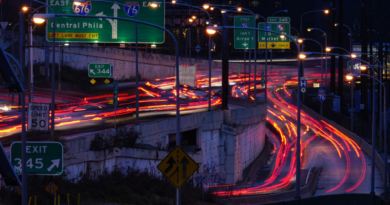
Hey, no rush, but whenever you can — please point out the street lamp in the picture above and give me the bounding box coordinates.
[346,72,388,194]
[31,0,57,141]
[307,27,328,91]
[300,9,329,36]
[22,6,29,11]
[206,28,217,35]
[189,18,193,22]
[237,7,242,12]
[334,23,352,52]
[191,15,196,19]
[203,4,209,9]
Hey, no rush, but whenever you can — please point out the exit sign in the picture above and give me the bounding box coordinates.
[10,142,63,175]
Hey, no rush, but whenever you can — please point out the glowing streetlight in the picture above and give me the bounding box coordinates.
[346,74,354,81]
[298,39,303,43]
[221,9,226,14]
[192,15,196,19]
[22,6,29,11]
[206,28,217,35]
[203,4,209,9]
[189,18,193,22]
[280,35,285,39]
[210,7,214,10]
[73,1,81,5]
[151,2,158,7]
[307,28,312,32]
[172,0,176,3]
[351,53,357,58]
[325,47,331,52]
[361,65,367,71]
[324,9,329,14]
[237,7,242,12]
[32,13,55,24]
[299,54,306,59]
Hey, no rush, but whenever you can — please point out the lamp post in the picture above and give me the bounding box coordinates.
[304,51,378,195]
[307,28,327,89]
[335,23,352,52]
[208,25,303,199]
[31,0,56,138]
[300,9,329,36]
[299,38,324,115]
[346,72,388,194]
[5,52,27,204]
[326,47,355,131]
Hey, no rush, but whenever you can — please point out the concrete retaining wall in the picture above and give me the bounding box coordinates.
[64,103,267,184]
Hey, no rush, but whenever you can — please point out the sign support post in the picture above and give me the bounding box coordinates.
[113,81,118,129]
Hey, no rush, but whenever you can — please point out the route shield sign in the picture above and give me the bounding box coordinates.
[318,89,326,101]
[27,103,50,131]
[46,0,165,43]
[258,22,290,49]
[10,142,63,175]
[234,16,255,49]
[88,63,113,78]
[157,146,199,188]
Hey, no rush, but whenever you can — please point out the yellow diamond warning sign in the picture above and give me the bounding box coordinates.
[90,78,96,85]
[157,146,199,188]
[104,79,110,84]
[45,182,58,195]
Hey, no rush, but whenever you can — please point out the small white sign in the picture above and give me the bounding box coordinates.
[28,103,50,131]
[301,88,306,93]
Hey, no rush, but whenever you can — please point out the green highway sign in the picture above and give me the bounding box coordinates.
[347,61,351,71]
[10,142,63,175]
[88,63,113,78]
[234,16,255,49]
[46,0,165,43]
[267,17,291,23]
[258,22,290,49]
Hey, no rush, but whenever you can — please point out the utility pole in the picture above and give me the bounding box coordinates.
[338,0,344,112]
[361,0,368,117]
[330,0,336,94]
[221,12,229,110]
[19,10,27,205]
[28,15,34,103]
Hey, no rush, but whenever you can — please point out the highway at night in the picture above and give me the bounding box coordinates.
[0,66,383,196]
